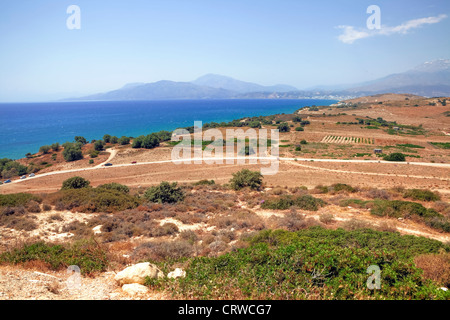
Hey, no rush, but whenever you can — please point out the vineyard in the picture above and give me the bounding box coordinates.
[321,135,374,144]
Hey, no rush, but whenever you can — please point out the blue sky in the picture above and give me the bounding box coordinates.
[0,0,449,101]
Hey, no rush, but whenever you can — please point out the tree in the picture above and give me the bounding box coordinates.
[249,121,261,129]
[103,134,111,143]
[61,176,90,190]
[277,122,290,132]
[155,130,172,142]
[39,145,51,154]
[74,136,87,145]
[132,134,159,149]
[229,169,263,191]
[118,136,130,145]
[51,143,60,151]
[63,143,83,162]
[94,140,104,151]
[25,153,33,159]
[383,153,406,162]
[110,136,119,144]
[144,181,185,204]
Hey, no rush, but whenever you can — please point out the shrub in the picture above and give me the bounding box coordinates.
[277,122,290,132]
[61,176,91,190]
[51,143,60,151]
[295,126,304,132]
[383,153,406,161]
[144,181,185,204]
[103,134,111,143]
[261,195,326,211]
[74,136,87,145]
[331,183,356,193]
[54,188,141,213]
[300,139,307,144]
[0,193,41,207]
[39,145,51,154]
[403,189,440,202]
[415,253,450,287]
[192,179,215,186]
[319,213,335,224]
[110,136,119,144]
[118,136,130,145]
[62,143,83,162]
[97,182,130,194]
[0,240,108,274]
[229,169,263,191]
[89,159,94,164]
[134,240,193,261]
[94,140,104,151]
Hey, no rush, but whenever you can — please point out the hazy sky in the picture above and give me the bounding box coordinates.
[0,0,449,101]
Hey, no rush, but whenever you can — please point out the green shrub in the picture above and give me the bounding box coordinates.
[55,188,141,213]
[94,140,104,151]
[261,195,326,211]
[61,176,91,190]
[63,143,83,162]
[39,145,51,154]
[51,143,60,151]
[277,122,290,132]
[148,228,450,300]
[0,193,41,207]
[229,169,263,191]
[192,180,215,186]
[97,182,130,194]
[118,136,130,145]
[295,126,304,131]
[403,189,441,202]
[144,181,185,204]
[383,153,406,161]
[0,240,108,274]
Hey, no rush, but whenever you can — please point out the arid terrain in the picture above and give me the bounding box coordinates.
[0,94,449,300]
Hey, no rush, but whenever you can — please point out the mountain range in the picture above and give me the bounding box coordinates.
[66,59,450,101]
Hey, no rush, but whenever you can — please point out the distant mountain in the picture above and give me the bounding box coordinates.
[191,74,297,93]
[65,60,450,101]
[69,80,236,101]
[346,59,450,97]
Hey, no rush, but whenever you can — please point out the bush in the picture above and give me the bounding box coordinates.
[295,126,304,132]
[97,182,130,194]
[151,228,450,300]
[61,176,91,190]
[0,240,108,274]
[74,136,87,145]
[110,136,119,144]
[261,195,326,211]
[383,153,405,161]
[277,122,290,132]
[118,136,130,145]
[192,179,215,186]
[39,145,51,154]
[54,188,141,213]
[103,134,111,143]
[0,193,41,207]
[63,143,83,162]
[132,134,160,149]
[144,181,185,204]
[51,143,60,151]
[403,189,440,202]
[94,140,104,151]
[229,169,263,191]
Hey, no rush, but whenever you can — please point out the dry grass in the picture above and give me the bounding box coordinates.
[414,253,450,287]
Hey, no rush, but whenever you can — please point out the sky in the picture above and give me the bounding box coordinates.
[0,0,449,102]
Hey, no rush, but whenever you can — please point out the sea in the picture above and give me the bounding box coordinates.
[0,99,337,160]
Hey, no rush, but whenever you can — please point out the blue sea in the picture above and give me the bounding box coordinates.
[0,99,337,159]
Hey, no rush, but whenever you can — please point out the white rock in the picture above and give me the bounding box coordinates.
[439,287,448,291]
[92,225,102,235]
[168,268,186,279]
[122,283,149,296]
[114,262,164,285]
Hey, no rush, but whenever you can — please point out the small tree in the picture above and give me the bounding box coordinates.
[110,136,119,144]
[94,140,104,151]
[103,134,111,143]
[39,145,51,155]
[63,143,83,162]
[61,176,90,190]
[74,136,87,145]
[229,169,263,190]
[51,143,60,151]
[118,136,130,145]
[144,181,185,203]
